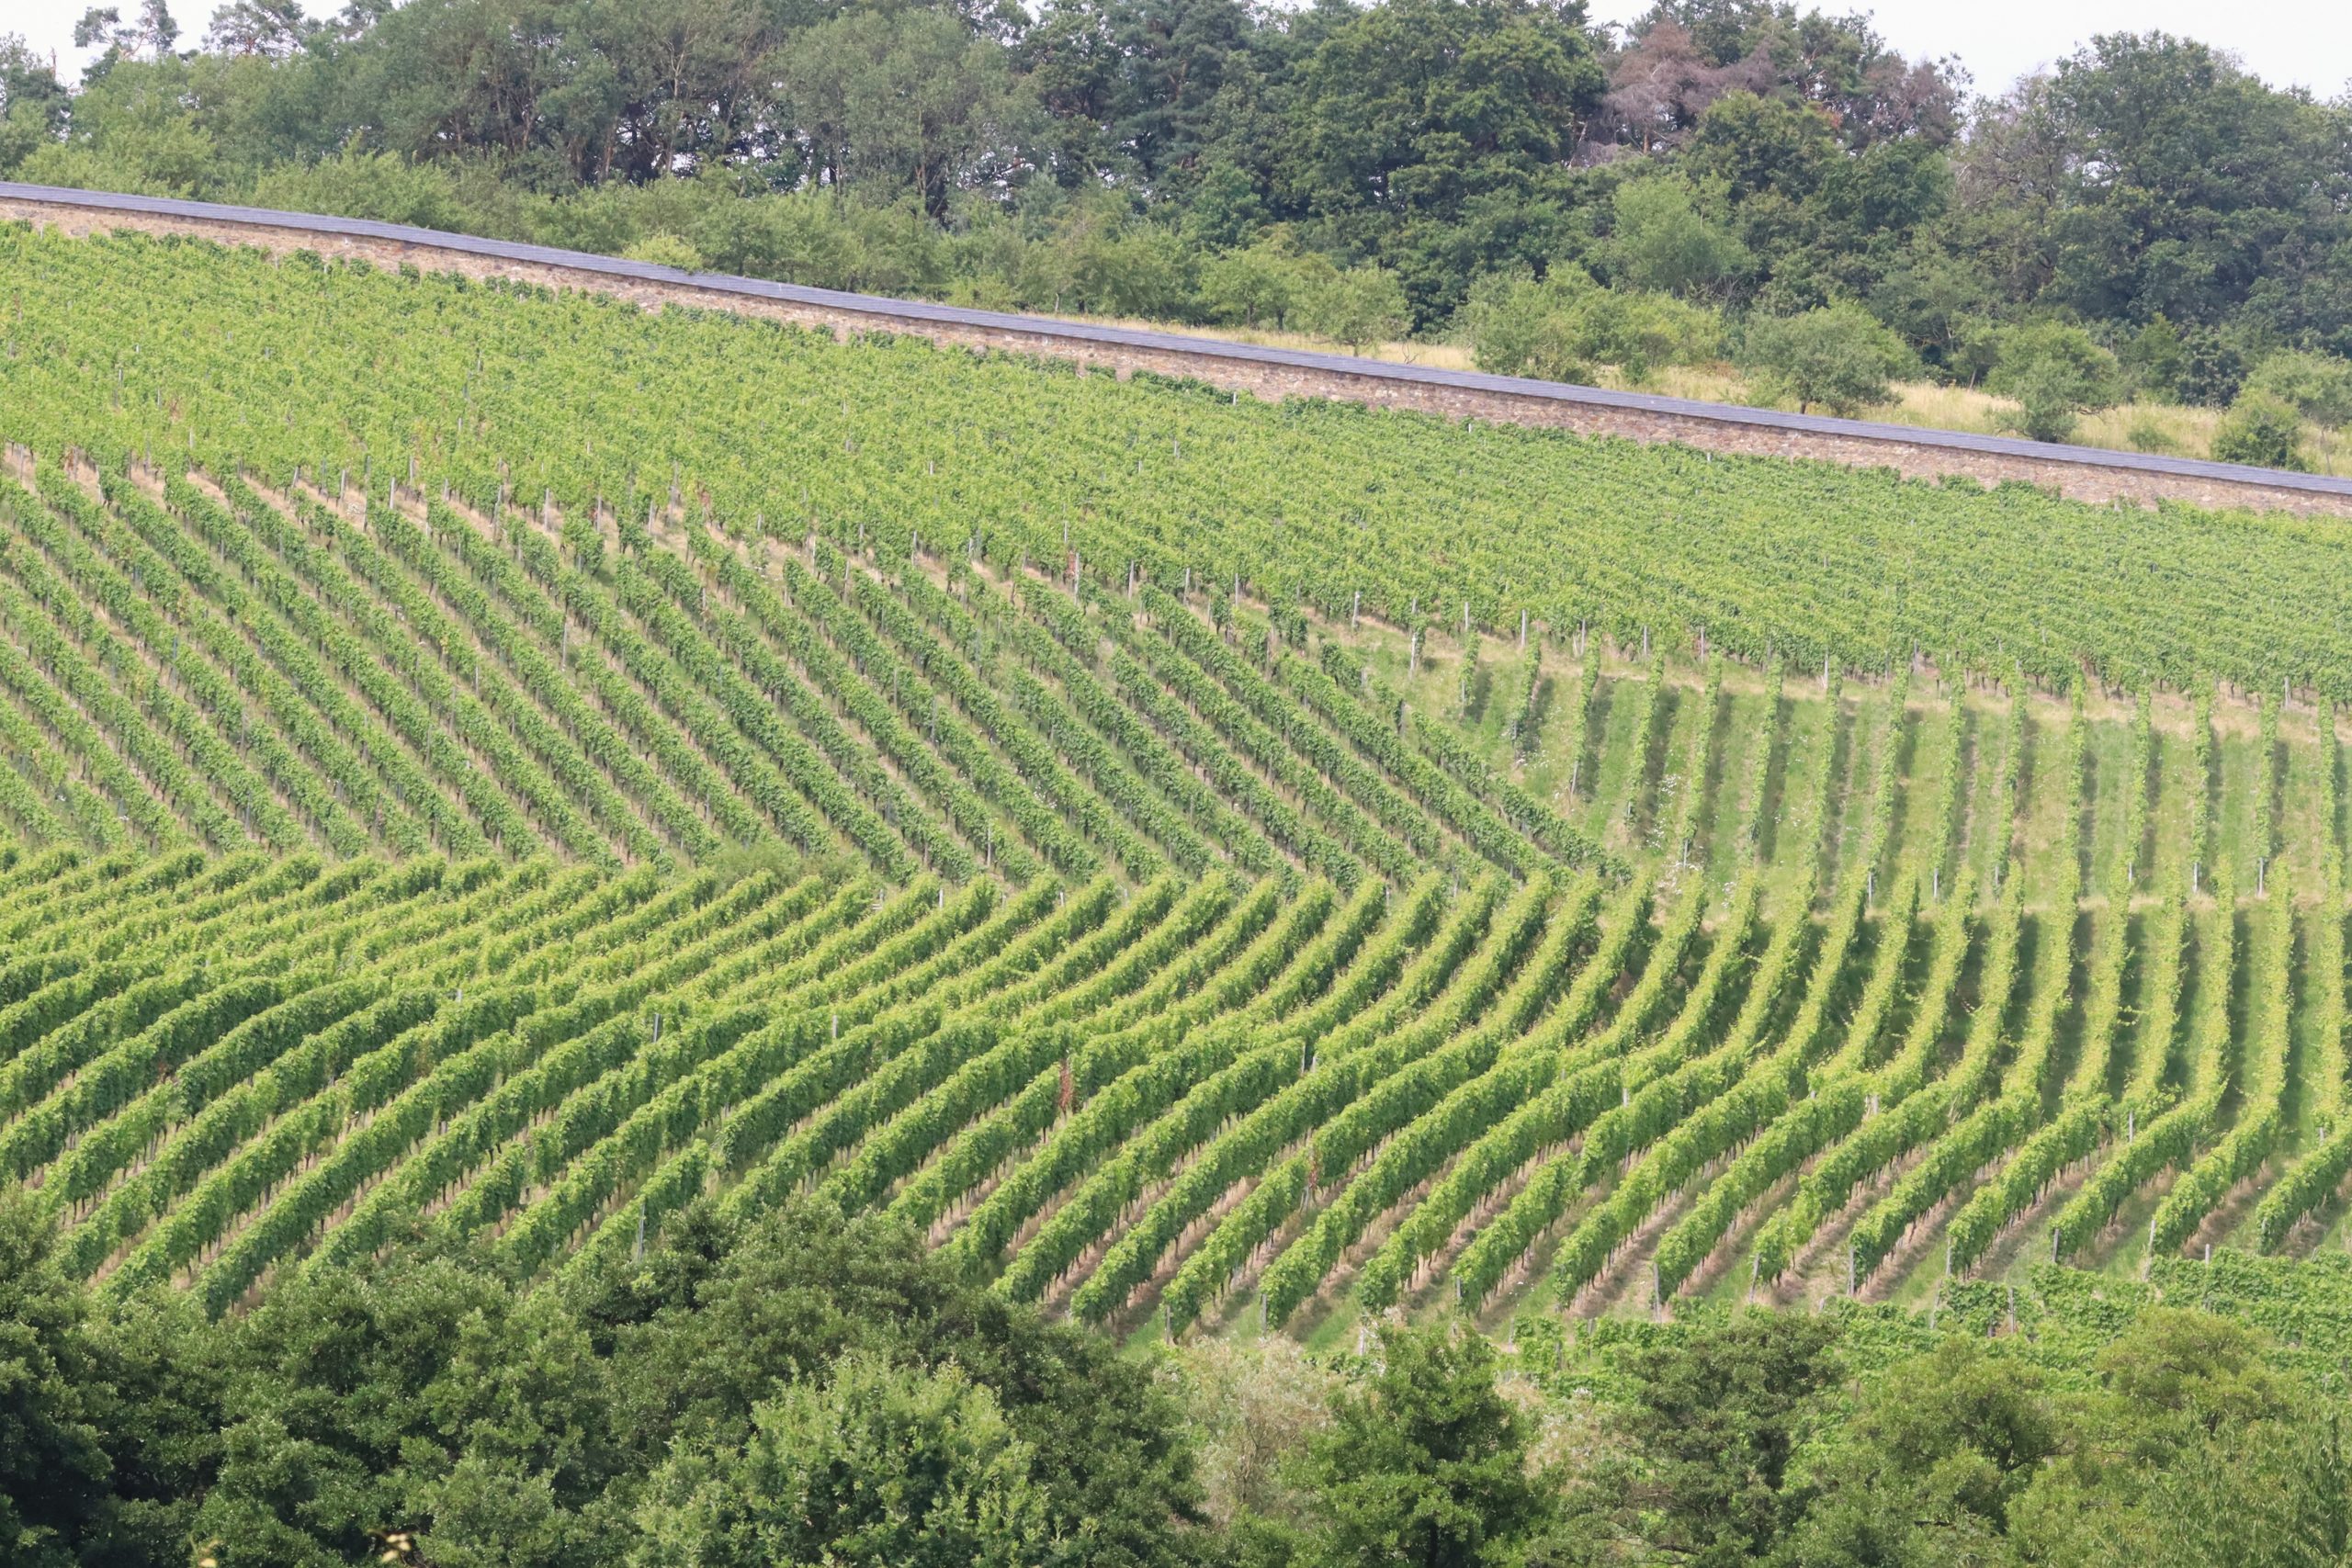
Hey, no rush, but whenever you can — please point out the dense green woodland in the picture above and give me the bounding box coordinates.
[4,1,2352,449]
[18,1192,2352,1566]
[5,209,2352,1562]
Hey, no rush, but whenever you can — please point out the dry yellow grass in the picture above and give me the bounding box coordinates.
[1642,367,2348,474]
[1067,312,1482,371]
[1059,312,2349,476]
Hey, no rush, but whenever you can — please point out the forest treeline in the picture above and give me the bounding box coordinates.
[12,1190,2352,1568]
[3,0,2351,453]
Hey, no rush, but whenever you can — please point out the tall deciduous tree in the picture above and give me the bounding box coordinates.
[0,1195,116,1568]
[1617,1309,1840,1566]
[630,1354,1051,1568]
[1300,1320,1547,1568]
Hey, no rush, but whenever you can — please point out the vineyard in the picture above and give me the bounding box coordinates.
[3,218,2351,1335]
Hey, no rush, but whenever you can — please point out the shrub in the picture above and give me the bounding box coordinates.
[1198,233,1306,330]
[1988,321,2121,445]
[1464,270,1722,385]
[620,232,706,271]
[2124,413,2181,454]
[1294,263,1411,352]
[631,1354,1051,1568]
[2241,350,2352,431]
[2211,392,2311,471]
[1737,303,1914,416]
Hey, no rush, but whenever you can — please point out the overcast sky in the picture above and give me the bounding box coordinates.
[1589,0,2350,97]
[6,0,2348,103]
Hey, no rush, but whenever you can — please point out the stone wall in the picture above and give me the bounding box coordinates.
[8,190,2350,520]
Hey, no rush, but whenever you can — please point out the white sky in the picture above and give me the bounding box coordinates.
[5,0,2348,102]
[1588,0,2349,99]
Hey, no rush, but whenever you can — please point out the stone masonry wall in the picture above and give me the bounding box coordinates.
[7,192,2350,520]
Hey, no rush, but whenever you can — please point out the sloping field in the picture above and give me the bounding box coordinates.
[2,219,2348,1332]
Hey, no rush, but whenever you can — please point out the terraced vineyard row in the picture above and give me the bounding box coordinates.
[6,223,2352,700]
[0,453,1625,884]
[4,218,2352,1329]
[5,619,2346,1324]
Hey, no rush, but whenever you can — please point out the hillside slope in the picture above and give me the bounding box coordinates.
[3,220,2350,1330]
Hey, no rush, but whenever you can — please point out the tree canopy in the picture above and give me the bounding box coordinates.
[1,2,2344,402]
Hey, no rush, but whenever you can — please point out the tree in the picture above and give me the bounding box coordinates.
[1617,1309,1840,1566]
[0,35,69,174]
[14,49,221,197]
[1199,231,1309,329]
[1601,3,1962,153]
[2006,1309,2329,1567]
[1738,301,1911,413]
[1684,89,1837,207]
[630,1354,1051,1568]
[1464,267,1721,384]
[1973,32,2352,341]
[2118,1417,2352,1568]
[1870,244,1997,382]
[1606,175,1749,300]
[2120,315,2190,401]
[585,1201,1210,1568]
[777,6,1038,219]
[1290,0,1608,323]
[0,1196,117,1568]
[1790,1335,2061,1565]
[1299,1320,1547,1568]
[1021,0,1261,190]
[2086,1306,2292,1436]
[1464,269,1595,382]
[74,3,179,61]
[1295,263,1411,353]
[1178,1339,1337,1533]
[203,0,316,58]
[1989,319,2120,443]
[1045,197,1190,318]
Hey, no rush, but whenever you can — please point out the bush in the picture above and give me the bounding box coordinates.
[1464,269,1722,385]
[1988,321,2121,444]
[1198,234,1306,330]
[2211,392,2311,471]
[1294,263,1410,352]
[619,232,706,271]
[2171,322,2253,407]
[2124,413,2181,454]
[631,1354,1051,1568]
[1737,303,1914,415]
[2241,350,2352,431]
[250,144,469,232]
[2121,315,2189,401]
[1997,358,2090,442]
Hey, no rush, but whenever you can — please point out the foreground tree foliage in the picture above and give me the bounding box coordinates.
[630,1353,1054,1568]
[0,1190,1211,1568]
[1293,1324,1548,1568]
[1516,1309,2352,1568]
[16,1179,2352,1567]
[0,1200,118,1568]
